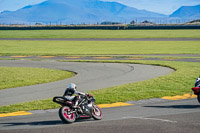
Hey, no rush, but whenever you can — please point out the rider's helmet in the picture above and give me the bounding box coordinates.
[65,83,77,96]
[195,76,200,87]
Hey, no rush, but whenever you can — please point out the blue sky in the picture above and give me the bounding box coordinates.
[0,0,45,12]
[0,0,200,15]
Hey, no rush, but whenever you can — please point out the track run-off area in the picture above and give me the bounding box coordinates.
[0,37,200,133]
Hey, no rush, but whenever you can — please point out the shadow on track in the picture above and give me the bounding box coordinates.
[2,120,62,127]
[2,118,95,127]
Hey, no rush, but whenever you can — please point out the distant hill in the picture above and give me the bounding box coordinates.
[170,5,200,19]
[0,0,166,24]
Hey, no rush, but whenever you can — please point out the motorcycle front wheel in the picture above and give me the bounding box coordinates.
[92,105,103,120]
[59,106,76,123]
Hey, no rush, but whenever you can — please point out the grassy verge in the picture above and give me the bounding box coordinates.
[0,98,60,113]
[0,41,199,56]
[88,60,199,103]
[0,60,199,113]
[0,67,75,90]
[0,30,200,38]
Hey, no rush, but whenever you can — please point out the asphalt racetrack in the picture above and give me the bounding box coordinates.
[1,38,200,41]
[0,56,200,132]
[0,60,173,106]
[1,99,200,133]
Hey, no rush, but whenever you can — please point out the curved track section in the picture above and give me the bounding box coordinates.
[0,60,173,106]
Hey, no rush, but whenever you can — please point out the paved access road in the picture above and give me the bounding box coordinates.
[1,38,200,41]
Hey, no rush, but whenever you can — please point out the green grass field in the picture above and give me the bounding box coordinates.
[0,67,75,90]
[0,30,200,38]
[0,40,199,56]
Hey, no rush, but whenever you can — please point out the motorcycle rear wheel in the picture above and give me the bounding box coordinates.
[92,105,103,120]
[59,106,76,123]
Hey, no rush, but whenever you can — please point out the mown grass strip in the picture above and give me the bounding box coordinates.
[0,60,199,113]
[0,41,199,56]
[0,67,75,90]
[0,30,200,38]
[0,98,60,113]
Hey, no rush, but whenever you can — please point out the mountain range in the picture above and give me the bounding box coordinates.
[0,0,199,24]
[170,4,200,19]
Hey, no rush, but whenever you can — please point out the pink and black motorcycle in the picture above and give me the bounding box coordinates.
[53,94,103,123]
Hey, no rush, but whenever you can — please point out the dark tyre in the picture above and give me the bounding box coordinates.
[197,94,200,103]
[92,105,103,120]
[59,106,76,123]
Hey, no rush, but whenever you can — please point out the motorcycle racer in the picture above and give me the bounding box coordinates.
[195,76,200,87]
[63,83,86,108]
